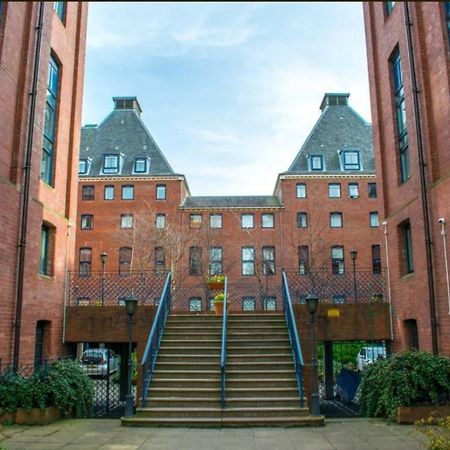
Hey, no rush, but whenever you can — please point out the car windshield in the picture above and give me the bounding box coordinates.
[81,350,105,363]
[366,348,385,358]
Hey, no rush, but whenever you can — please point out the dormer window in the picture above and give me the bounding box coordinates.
[103,154,120,174]
[342,150,361,170]
[310,155,323,171]
[134,158,148,174]
[79,159,89,175]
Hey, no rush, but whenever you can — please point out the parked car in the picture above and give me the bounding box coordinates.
[356,346,386,372]
[80,348,119,377]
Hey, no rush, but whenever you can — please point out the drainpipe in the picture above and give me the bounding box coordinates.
[382,221,393,341]
[62,224,72,343]
[404,3,438,354]
[13,1,45,369]
[438,219,450,315]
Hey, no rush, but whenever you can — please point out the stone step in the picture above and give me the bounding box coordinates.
[226,361,294,371]
[227,346,291,355]
[224,398,302,408]
[144,387,221,399]
[150,378,221,388]
[153,370,220,379]
[163,332,222,339]
[228,338,290,346]
[156,353,293,363]
[227,369,296,380]
[162,339,222,345]
[227,387,300,398]
[227,332,288,339]
[155,362,220,371]
[227,378,297,389]
[223,406,310,418]
[156,354,221,363]
[137,407,222,419]
[122,415,325,427]
[158,347,221,355]
[143,397,221,408]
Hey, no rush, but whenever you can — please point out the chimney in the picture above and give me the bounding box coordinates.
[112,96,142,116]
[320,93,350,111]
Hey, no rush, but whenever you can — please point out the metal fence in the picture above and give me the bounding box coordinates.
[284,269,386,304]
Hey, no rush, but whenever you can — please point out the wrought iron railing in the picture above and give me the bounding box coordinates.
[141,271,172,406]
[67,270,167,306]
[220,277,228,408]
[282,271,304,407]
[284,268,386,304]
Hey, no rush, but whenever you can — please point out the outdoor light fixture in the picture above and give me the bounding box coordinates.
[350,249,357,261]
[306,293,320,416]
[100,252,107,306]
[124,293,138,418]
[350,249,358,303]
[100,251,108,265]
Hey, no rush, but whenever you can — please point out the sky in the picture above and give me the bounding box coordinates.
[82,2,371,196]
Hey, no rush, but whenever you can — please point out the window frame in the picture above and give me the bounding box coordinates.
[331,245,345,275]
[121,185,134,200]
[261,213,274,228]
[242,297,256,311]
[156,184,166,200]
[262,246,276,275]
[297,212,308,228]
[82,185,94,201]
[189,247,202,276]
[210,213,223,229]
[190,214,202,229]
[155,213,166,229]
[209,247,223,275]
[372,244,382,275]
[342,150,361,170]
[330,212,343,228]
[370,212,379,227]
[189,297,202,312]
[120,213,134,229]
[262,296,276,311]
[53,1,66,22]
[241,246,255,276]
[368,183,377,198]
[104,185,115,200]
[155,246,165,272]
[78,247,92,278]
[103,154,120,174]
[119,247,132,276]
[296,183,307,198]
[348,183,359,199]
[310,155,324,171]
[40,224,52,276]
[241,213,254,229]
[328,183,341,198]
[133,157,147,174]
[79,159,88,175]
[80,214,93,230]
[298,245,309,275]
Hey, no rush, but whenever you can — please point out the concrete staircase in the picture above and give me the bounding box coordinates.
[121,313,324,427]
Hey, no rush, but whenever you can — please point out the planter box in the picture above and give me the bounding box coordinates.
[0,411,16,425]
[207,281,224,291]
[396,405,450,424]
[15,406,61,425]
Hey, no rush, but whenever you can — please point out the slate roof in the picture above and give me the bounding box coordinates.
[285,94,374,175]
[181,196,282,209]
[79,102,175,177]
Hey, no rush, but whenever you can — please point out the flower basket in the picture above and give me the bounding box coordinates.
[207,275,225,291]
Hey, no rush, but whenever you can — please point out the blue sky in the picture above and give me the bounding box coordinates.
[82,2,371,196]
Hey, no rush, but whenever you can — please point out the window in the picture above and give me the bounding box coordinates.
[333,295,346,304]
[79,247,92,277]
[297,212,308,228]
[296,183,307,198]
[40,224,53,275]
[155,247,165,271]
[103,155,120,174]
[342,150,361,170]
[121,214,133,229]
[446,2,450,46]
[134,158,147,173]
[79,159,88,175]
[372,245,381,275]
[262,297,276,311]
[41,56,59,185]
[391,49,410,182]
[156,185,166,200]
[190,214,202,229]
[81,214,93,230]
[53,2,65,21]
[298,246,309,275]
[262,213,274,228]
[189,247,202,276]
[310,155,323,171]
[121,185,134,200]
[329,183,341,198]
[330,212,343,228]
[242,247,255,275]
[262,246,275,275]
[348,183,359,198]
[370,212,379,227]
[242,297,256,311]
[156,214,166,229]
[209,247,223,275]
[331,246,344,275]
[385,1,395,15]
[399,221,414,274]
[210,214,222,229]
[368,183,377,198]
[82,185,94,201]
[119,247,132,275]
[404,319,419,351]
[189,298,202,312]
[241,214,254,229]
[104,185,115,200]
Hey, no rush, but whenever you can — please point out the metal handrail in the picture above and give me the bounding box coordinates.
[282,270,304,407]
[220,277,228,408]
[141,271,171,407]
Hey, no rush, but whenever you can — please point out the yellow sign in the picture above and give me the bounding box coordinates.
[327,308,340,318]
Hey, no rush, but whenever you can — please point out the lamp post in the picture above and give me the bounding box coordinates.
[124,293,137,418]
[350,249,358,303]
[306,293,320,416]
[100,252,107,306]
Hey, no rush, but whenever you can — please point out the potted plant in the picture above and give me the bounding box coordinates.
[213,292,226,316]
[207,274,225,291]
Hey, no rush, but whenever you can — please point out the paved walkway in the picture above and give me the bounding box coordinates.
[1,418,426,450]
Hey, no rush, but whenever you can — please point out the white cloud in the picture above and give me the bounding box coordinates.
[173,25,253,48]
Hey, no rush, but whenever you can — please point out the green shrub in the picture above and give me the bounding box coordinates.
[0,372,22,413]
[358,351,450,421]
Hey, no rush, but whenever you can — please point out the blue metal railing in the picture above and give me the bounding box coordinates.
[220,277,228,408]
[141,271,171,407]
[282,270,305,407]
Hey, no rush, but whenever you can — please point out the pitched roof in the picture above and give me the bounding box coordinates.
[285,94,374,175]
[79,101,175,177]
[181,196,282,209]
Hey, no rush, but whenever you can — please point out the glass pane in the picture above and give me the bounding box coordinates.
[189,299,202,312]
[242,298,255,311]
[242,247,254,260]
[262,214,274,227]
[210,214,222,228]
[242,214,253,228]
[296,184,306,198]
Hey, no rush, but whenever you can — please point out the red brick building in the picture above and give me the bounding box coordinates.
[75,93,383,313]
[363,2,450,354]
[0,2,88,365]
